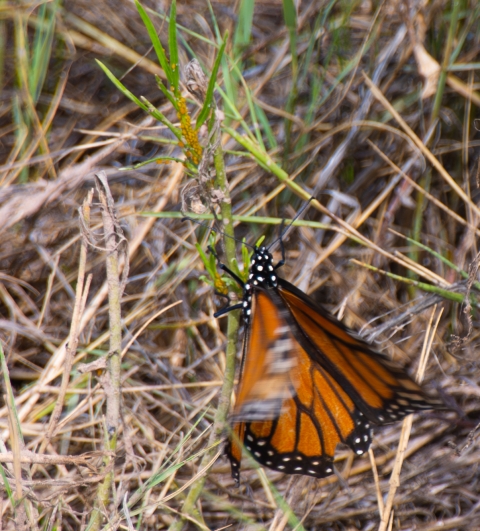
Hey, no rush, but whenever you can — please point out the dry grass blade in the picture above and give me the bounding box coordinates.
[1,1,478,529]
[44,190,93,441]
[363,72,480,218]
[379,307,443,531]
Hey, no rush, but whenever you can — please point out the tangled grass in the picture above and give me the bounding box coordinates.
[1,0,480,529]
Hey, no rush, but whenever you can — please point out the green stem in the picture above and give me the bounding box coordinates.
[168,120,239,531]
[353,260,468,304]
[431,0,461,122]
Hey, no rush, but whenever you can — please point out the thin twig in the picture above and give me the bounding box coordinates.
[88,172,128,531]
[45,189,94,441]
[378,306,443,531]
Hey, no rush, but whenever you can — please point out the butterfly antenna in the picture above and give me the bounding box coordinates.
[269,196,315,252]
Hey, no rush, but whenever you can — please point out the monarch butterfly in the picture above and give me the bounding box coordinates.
[214,242,444,484]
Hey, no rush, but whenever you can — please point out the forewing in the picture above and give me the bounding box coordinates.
[277,279,444,424]
[232,290,299,422]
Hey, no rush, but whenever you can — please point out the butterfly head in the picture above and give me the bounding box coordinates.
[242,246,278,320]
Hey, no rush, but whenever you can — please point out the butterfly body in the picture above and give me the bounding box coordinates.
[216,245,444,484]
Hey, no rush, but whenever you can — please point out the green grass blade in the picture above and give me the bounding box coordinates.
[196,242,217,279]
[168,0,179,91]
[241,78,265,149]
[96,60,148,111]
[254,102,277,149]
[143,211,333,233]
[432,0,462,121]
[196,32,228,129]
[282,0,296,30]
[449,4,480,64]
[0,464,14,507]
[206,0,221,41]
[215,84,256,142]
[29,0,60,103]
[0,342,24,446]
[135,0,173,84]
[223,125,286,176]
[352,260,467,304]
[97,60,181,138]
[233,0,254,54]
[397,231,480,291]
[155,75,177,108]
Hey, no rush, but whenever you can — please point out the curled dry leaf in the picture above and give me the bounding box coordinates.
[184,58,208,101]
[413,43,441,99]
[210,189,228,204]
[181,179,208,214]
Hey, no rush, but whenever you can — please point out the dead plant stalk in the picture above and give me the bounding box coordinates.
[88,172,128,530]
[378,306,443,531]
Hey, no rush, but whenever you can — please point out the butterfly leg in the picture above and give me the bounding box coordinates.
[208,245,245,287]
[208,246,245,317]
[213,291,243,318]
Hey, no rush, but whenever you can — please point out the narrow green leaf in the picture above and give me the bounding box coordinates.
[124,156,186,171]
[241,238,250,273]
[0,464,13,505]
[144,211,333,233]
[240,73,265,149]
[254,235,266,249]
[148,409,211,477]
[141,439,222,497]
[139,96,182,138]
[353,260,467,304]
[96,60,148,111]
[221,59,237,122]
[0,342,24,445]
[254,102,277,149]
[233,0,254,52]
[168,0,179,91]
[97,61,183,140]
[220,54,263,144]
[29,0,60,103]
[135,0,173,84]
[196,243,217,279]
[206,0,221,41]
[196,32,228,129]
[223,125,282,175]
[282,0,296,29]
[155,75,177,108]
[399,232,480,291]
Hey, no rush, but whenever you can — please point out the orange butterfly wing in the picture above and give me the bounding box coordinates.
[228,289,373,482]
[277,279,444,422]
[227,280,443,483]
[231,291,299,422]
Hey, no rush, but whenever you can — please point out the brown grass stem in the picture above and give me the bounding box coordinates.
[378,307,443,531]
[88,172,128,530]
[44,190,93,443]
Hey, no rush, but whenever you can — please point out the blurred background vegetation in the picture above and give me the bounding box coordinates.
[0,0,480,529]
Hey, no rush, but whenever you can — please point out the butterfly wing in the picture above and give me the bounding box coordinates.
[227,279,444,483]
[232,289,299,422]
[227,288,373,483]
[277,278,444,423]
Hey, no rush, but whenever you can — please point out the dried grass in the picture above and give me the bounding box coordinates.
[1,0,480,529]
